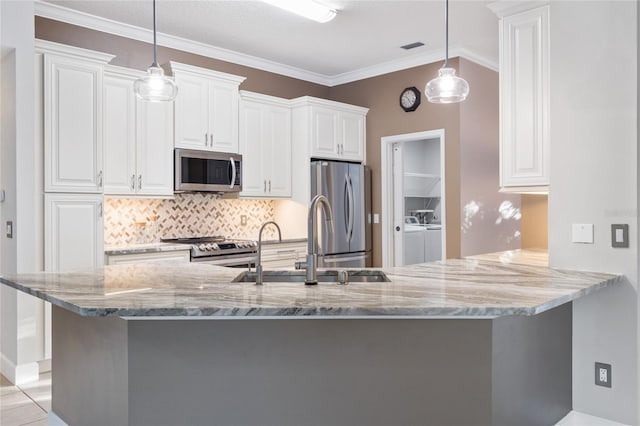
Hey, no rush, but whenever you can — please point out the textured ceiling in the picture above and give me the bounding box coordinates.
[42,0,498,77]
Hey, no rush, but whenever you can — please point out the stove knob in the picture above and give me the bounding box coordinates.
[198,244,207,251]
[207,243,215,250]
[251,241,258,248]
[212,243,219,250]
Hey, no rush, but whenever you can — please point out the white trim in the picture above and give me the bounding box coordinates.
[381,130,446,268]
[329,47,498,86]
[487,1,550,18]
[289,96,369,114]
[104,64,145,79]
[169,61,246,84]
[34,39,115,64]
[0,353,40,385]
[34,0,497,87]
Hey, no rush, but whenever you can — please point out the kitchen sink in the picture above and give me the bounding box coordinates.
[232,270,391,284]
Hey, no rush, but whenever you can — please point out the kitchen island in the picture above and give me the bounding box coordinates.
[0,250,621,426]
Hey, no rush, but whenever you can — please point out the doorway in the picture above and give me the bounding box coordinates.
[381,130,446,267]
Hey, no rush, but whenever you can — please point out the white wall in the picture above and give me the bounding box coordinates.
[548,2,638,424]
[0,0,44,385]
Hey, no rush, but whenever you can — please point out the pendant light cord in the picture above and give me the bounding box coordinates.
[152,0,158,67]
[444,0,449,68]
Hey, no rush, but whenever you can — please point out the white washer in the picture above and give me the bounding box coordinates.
[403,224,426,265]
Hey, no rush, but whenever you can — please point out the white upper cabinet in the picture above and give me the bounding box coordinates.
[38,41,115,193]
[310,100,368,162]
[290,97,368,203]
[490,2,550,193]
[103,66,174,197]
[171,62,246,153]
[239,91,292,198]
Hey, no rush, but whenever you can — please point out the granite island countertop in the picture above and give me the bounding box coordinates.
[0,250,622,318]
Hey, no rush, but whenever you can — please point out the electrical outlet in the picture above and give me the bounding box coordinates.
[595,362,612,388]
[240,215,247,226]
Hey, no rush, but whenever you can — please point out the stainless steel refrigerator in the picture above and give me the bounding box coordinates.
[311,160,372,267]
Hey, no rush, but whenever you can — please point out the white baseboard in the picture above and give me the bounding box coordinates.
[0,352,40,385]
[38,358,52,373]
[48,411,69,426]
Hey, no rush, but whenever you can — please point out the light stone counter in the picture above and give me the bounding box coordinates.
[0,249,621,318]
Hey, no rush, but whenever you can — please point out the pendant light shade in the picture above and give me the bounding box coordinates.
[425,0,469,104]
[425,67,469,104]
[134,0,178,102]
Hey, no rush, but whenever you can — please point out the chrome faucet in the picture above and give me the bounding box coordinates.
[256,221,282,285]
[295,195,334,285]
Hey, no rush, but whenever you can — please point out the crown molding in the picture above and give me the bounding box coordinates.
[486,1,549,18]
[328,47,498,86]
[34,0,331,85]
[34,0,498,88]
[34,39,115,63]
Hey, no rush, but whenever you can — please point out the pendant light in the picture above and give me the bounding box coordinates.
[134,0,178,102]
[425,0,469,103]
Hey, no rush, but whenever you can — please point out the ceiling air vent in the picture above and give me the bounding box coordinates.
[401,42,425,50]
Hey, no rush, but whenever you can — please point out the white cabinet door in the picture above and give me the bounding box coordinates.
[340,111,365,162]
[136,100,174,196]
[44,54,104,193]
[103,73,136,195]
[45,193,104,272]
[266,105,292,197]
[239,101,266,196]
[499,5,550,190]
[240,93,292,198]
[172,63,245,153]
[174,72,210,150]
[311,106,339,158]
[210,82,239,153]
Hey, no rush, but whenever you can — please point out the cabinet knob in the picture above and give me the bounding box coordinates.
[395,226,401,232]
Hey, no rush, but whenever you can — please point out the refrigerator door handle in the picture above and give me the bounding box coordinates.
[347,175,355,242]
[344,174,351,240]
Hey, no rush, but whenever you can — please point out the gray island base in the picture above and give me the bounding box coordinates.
[54,303,571,426]
[0,250,620,426]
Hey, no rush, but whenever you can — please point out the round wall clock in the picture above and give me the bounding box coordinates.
[400,86,421,112]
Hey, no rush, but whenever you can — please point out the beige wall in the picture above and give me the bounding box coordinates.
[459,58,521,256]
[328,60,462,263]
[521,195,548,249]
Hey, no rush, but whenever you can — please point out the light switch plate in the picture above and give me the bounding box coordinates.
[611,224,629,248]
[373,213,380,224]
[572,224,594,244]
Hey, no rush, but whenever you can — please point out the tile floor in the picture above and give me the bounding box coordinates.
[0,371,630,426]
[0,373,50,426]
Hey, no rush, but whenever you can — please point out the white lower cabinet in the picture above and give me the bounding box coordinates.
[103,66,174,196]
[259,241,306,269]
[105,250,191,265]
[45,193,104,272]
[239,91,292,198]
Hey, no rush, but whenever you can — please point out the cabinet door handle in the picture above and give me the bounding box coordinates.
[210,133,214,146]
[138,174,142,189]
[269,179,271,193]
[98,202,103,218]
[97,170,103,188]
[131,174,136,191]
[264,179,267,193]
[205,133,208,146]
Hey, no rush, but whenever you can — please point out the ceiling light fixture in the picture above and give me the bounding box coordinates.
[425,0,469,103]
[134,0,178,102]
[261,0,337,23]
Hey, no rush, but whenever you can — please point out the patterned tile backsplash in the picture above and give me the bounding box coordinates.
[104,194,277,246]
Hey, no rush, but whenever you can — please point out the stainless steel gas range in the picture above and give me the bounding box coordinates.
[160,236,258,268]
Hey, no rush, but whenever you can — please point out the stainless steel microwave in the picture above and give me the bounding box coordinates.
[174,149,242,193]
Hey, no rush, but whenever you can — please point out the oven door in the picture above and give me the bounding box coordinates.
[175,148,242,192]
[191,253,257,269]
